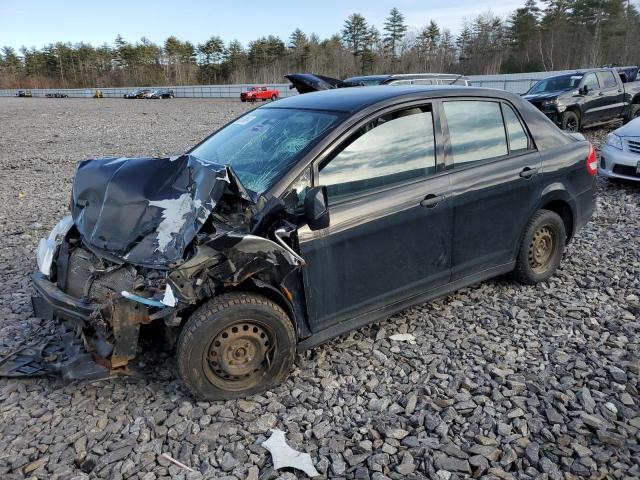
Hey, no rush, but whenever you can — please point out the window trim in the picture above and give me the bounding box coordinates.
[440,98,537,172]
[308,100,444,205]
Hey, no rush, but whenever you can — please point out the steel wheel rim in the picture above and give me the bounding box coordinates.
[529,225,555,274]
[203,320,276,390]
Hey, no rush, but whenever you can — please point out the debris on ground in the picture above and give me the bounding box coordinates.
[262,429,320,477]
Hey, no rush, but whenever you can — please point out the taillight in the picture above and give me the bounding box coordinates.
[586,143,597,176]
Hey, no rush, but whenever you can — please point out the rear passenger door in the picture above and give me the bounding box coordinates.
[596,70,625,121]
[443,99,542,280]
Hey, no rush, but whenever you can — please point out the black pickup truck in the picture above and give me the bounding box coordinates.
[523,67,640,131]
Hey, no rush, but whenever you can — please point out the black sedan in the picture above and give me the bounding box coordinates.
[123,89,151,99]
[148,89,175,99]
[27,86,596,400]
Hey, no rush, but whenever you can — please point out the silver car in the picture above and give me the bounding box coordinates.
[599,117,640,181]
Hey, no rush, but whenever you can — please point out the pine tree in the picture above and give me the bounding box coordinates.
[383,7,407,58]
[341,13,369,57]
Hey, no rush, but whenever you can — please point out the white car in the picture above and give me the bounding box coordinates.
[599,117,640,181]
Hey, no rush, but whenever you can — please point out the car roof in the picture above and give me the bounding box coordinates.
[263,85,512,113]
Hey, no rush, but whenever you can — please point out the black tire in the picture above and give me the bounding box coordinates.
[625,104,640,124]
[512,209,566,285]
[240,98,246,102]
[271,94,277,101]
[177,292,296,400]
[561,111,580,132]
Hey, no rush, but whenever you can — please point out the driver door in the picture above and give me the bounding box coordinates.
[297,104,452,332]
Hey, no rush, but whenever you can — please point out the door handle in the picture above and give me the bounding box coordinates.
[420,194,446,208]
[519,167,539,179]
[598,92,605,96]
[618,89,623,93]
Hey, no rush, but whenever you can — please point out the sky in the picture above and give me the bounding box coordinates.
[0,0,525,51]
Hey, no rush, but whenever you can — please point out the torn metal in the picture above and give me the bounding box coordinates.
[262,429,320,478]
[8,153,305,381]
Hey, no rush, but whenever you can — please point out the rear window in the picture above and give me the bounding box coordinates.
[443,101,508,166]
[502,104,529,152]
[599,71,617,89]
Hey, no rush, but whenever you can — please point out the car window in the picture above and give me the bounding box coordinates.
[444,101,508,166]
[319,106,436,201]
[502,104,529,152]
[582,73,600,91]
[598,71,617,89]
[412,79,434,85]
[388,80,412,86]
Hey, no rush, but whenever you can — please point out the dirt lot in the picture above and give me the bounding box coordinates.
[0,98,638,480]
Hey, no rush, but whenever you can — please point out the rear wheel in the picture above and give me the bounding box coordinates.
[177,292,296,400]
[512,210,566,284]
[561,111,580,132]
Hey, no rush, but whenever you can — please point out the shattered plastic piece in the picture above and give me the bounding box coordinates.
[35,215,74,276]
[262,429,320,478]
[162,284,177,307]
[389,333,416,343]
[121,291,165,308]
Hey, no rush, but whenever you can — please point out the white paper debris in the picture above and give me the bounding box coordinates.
[162,284,177,307]
[262,429,319,477]
[389,333,416,343]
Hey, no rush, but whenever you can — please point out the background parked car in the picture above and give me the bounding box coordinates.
[343,73,471,86]
[93,90,104,98]
[45,92,68,98]
[148,89,175,99]
[16,90,32,97]
[523,67,640,131]
[285,73,471,93]
[240,86,279,102]
[599,116,640,181]
[123,89,152,99]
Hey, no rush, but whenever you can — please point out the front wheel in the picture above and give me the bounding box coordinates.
[512,210,566,284]
[271,94,277,101]
[561,111,580,132]
[177,292,297,400]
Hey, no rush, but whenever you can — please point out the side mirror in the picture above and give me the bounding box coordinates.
[304,186,330,231]
[581,84,589,95]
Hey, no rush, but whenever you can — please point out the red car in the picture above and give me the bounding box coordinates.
[240,85,279,102]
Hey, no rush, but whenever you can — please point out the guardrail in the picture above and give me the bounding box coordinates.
[0,84,298,99]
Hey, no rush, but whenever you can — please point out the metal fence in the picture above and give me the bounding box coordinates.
[0,68,598,98]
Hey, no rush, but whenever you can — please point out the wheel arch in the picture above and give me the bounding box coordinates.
[536,185,576,243]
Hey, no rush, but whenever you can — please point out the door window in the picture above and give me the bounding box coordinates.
[319,106,436,200]
[443,101,508,166]
[598,71,617,89]
[502,104,529,152]
[582,73,600,91]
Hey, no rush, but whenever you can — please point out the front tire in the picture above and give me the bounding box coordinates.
[271,94,277,101]
[512,210,566,284]
[561,111,580,132]
[177,292,296,400]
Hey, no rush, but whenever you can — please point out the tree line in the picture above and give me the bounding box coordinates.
[1,0,639,89]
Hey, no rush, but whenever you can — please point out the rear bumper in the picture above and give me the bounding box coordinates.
[574,184,596,235]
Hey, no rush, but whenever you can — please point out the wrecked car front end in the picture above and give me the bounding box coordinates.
[21,154,304,380]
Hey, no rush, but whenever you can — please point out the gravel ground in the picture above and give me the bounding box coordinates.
[0,98,638,480]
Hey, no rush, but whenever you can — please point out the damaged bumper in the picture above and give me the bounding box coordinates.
[32,272,94,324]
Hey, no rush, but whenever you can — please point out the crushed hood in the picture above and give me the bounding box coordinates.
[71,154,253,267]
[285,73,355,94]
